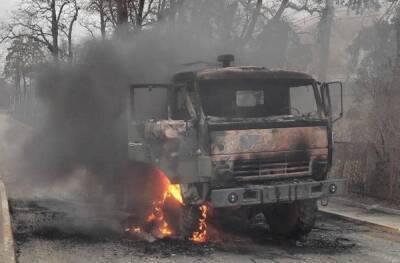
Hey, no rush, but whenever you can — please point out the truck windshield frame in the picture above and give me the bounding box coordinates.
[198,79,322,119]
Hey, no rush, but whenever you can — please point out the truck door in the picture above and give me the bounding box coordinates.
[320,81,343,122]
[128,84,171,163]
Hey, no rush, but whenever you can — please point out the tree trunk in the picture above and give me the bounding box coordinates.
[157,0,167,21]
[68,3,79,63]
[272,0,288,22]
[136,0,145,30]
[169,0,184,22]
[242,0,262,44]
[258,0,288,41]
[23,74,27,96]
[393,6,400,84]
[317,0,334,81]
[257,0,290,68]
[51,0,59,61]
[116,0,128,25]
[115,0,129,36]
[99,0,106,39]
[14,71,21,98]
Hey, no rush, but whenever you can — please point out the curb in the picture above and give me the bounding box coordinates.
[318,208,400,235]
[331,197,400,216]
[0,180,16,263]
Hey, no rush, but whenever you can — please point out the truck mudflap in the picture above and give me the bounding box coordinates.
[210,178,346,208]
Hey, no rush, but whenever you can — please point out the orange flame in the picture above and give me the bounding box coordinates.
[167,184,183,204]
[125,169,209,243]
[125,170,183,238]
[190,205,208,243]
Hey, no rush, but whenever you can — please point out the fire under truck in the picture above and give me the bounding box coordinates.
[124,54,346,239]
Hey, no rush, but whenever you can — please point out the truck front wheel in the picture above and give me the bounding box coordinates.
[264,199,317,238]
[179,205,201,239]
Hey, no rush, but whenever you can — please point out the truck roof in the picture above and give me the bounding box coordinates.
[173,66,315,86]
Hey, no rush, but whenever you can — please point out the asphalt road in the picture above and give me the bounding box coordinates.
[10,201,400,263]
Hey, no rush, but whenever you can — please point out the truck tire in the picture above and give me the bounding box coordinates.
[180,205,200,239]
[264,199,317,238]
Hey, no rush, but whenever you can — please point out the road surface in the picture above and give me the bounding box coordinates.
[10,200,400,263]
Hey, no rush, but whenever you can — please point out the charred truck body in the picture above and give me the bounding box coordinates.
[127,55,346,238]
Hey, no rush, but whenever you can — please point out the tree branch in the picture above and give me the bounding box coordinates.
[287,1,322,15]
[57,1,70,24]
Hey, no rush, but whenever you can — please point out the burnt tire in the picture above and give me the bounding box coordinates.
[264,199,317,238]
[179,205,200,239]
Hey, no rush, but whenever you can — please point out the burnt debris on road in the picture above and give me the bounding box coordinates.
[9,198,400,263]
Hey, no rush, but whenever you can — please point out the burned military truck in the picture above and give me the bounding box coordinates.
[127,55,346,238]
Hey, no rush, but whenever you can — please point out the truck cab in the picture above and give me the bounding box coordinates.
[127,55,346,238]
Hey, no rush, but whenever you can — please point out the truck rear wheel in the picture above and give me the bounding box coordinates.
[264,199,317,238]
[179,205,200,239]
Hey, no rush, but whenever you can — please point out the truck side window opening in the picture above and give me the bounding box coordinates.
[289,85,318,116]
[171,88,191,120]
[131,87,169,121]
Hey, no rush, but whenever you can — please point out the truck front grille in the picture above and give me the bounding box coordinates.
[232,158,311,181]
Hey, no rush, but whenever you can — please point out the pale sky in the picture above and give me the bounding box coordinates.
[0,0,17,21]
[0,0,18,70]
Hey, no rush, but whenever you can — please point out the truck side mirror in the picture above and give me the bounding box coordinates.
[321,81,343,122]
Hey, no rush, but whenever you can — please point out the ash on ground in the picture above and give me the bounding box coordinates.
[10,198,358,261]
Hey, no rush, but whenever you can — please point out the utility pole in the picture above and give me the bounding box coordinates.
[318,0,334,81]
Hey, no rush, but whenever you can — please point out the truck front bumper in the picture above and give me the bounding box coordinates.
[210,178,346,208]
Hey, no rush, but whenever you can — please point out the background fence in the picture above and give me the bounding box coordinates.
[331,141,400,202]
[9,92,39,126]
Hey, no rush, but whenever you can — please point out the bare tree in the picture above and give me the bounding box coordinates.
[3,37,45,96]
[116,0,129,25]
[317,0,334,81]
[393,5,400,83]
[241,0,262,43]
[87,0,108,38]
[60,0,80,62]
[0,0,81,61]
[128,0,160,30]
[346,8,400,199]
[233,0,322,48]
[85,0,170,34]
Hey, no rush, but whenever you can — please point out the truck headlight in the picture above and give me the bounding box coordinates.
[228,192,239,204]
[329,183,337,194]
